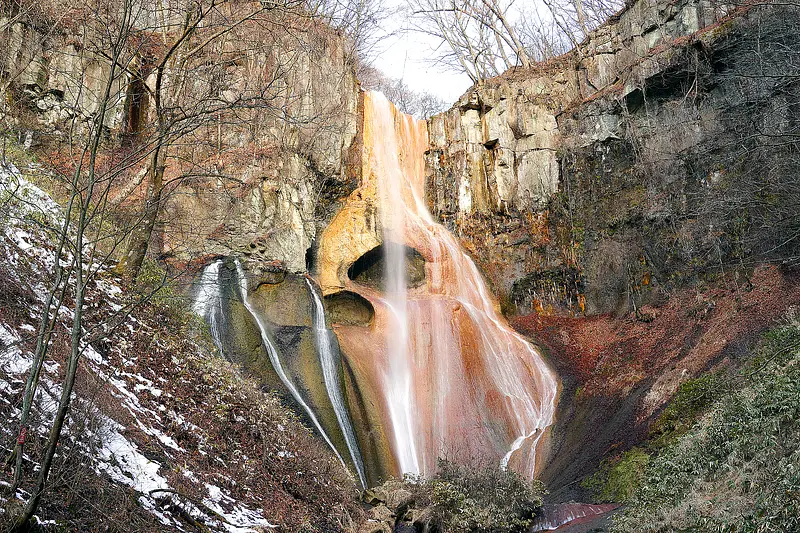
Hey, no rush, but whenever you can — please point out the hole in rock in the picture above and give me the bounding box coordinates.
[324,291,375,327]
[625,88,644,114]
[305,244,315,272]
[347,244,426,290]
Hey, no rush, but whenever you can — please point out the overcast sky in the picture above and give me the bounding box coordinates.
[370,10,474,106]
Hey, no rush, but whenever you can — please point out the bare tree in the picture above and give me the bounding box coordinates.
[406,0,526,82]
[358,62,449,117]
[305,0,392,60]
[405,0,622,82]
[6,1,139,527]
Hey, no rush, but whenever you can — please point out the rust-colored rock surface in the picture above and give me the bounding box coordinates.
[318,93,558,482]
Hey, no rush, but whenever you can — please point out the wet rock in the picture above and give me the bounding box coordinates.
[325,291,375,327]
[370,481,414,513]
[347,244,426,290]
[360,520,393,533]
[248,273,312,328]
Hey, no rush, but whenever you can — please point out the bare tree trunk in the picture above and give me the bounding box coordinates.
[115,157,165,280]
[6,259,72,494]
[479,0,530,67]
[574,0,588,36]
[10,266,85,531]
[8,1,129,524]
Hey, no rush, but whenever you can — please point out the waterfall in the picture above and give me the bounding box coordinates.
[529,503,619,531]
[304,277,367,488]
[193,260,224,352]
[375,97,422,475]
[232,259,350,475]
[364,91,559,477]
[192,92,559,483]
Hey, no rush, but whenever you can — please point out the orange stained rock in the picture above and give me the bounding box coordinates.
[319,92,559,479]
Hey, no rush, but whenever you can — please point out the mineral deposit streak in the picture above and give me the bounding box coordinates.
[368,91,558,477]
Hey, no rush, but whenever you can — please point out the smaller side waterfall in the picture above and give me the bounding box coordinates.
[193,260,225,352]
[232,259,350,475]
[529,503,619,531]
[305,278,367,488]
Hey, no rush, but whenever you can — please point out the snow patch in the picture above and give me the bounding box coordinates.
[95,417,169,494]
[0,323,29,374]
[203,483,278,532]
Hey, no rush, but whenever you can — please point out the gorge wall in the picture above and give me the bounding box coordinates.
[425,0,800,499]
[426,0,800,317]
[1,2,360,273]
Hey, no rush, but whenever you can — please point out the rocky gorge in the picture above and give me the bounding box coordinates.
[1,0,799,531]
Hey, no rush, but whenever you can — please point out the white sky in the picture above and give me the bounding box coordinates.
[370,10,474,106]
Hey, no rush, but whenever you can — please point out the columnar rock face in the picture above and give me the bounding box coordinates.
[428,0,722,216]
[1,4,360,273]
[426,0,800,316]
[161,33,361,273]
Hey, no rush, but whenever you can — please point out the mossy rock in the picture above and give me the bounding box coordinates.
[249,274,313,327]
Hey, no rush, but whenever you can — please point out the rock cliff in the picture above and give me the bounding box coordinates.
[426,0,800,316]
[1,4,360,273]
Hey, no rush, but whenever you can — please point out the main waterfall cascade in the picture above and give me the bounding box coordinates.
[361,92,558,476]
[192,91,558,484]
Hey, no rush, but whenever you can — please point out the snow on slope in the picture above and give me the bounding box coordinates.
[0,161,278,531]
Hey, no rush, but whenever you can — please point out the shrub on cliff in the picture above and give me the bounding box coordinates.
[408,458,546,532]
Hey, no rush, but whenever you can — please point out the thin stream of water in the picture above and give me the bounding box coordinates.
[233,259,350,475]
[305,277,367,488]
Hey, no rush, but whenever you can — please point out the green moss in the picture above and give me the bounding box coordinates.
[611,319,800,532]
[581,447,650,503]
[648,372,726,447]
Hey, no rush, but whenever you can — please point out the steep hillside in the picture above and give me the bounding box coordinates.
[598,315,800,532]
[0,160,363,531]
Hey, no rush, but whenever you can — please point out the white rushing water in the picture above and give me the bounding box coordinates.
[304,278,367,488]
[529,503,619,531]
[374,92,422,476]
[193,260,224,352]
[365,91,558,477]
[232,259,350,475]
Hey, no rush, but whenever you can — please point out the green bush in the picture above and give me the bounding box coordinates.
[129,258,198,331]
[581,447,650,503]
[411,459,546,533]
[648,372,726,447]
